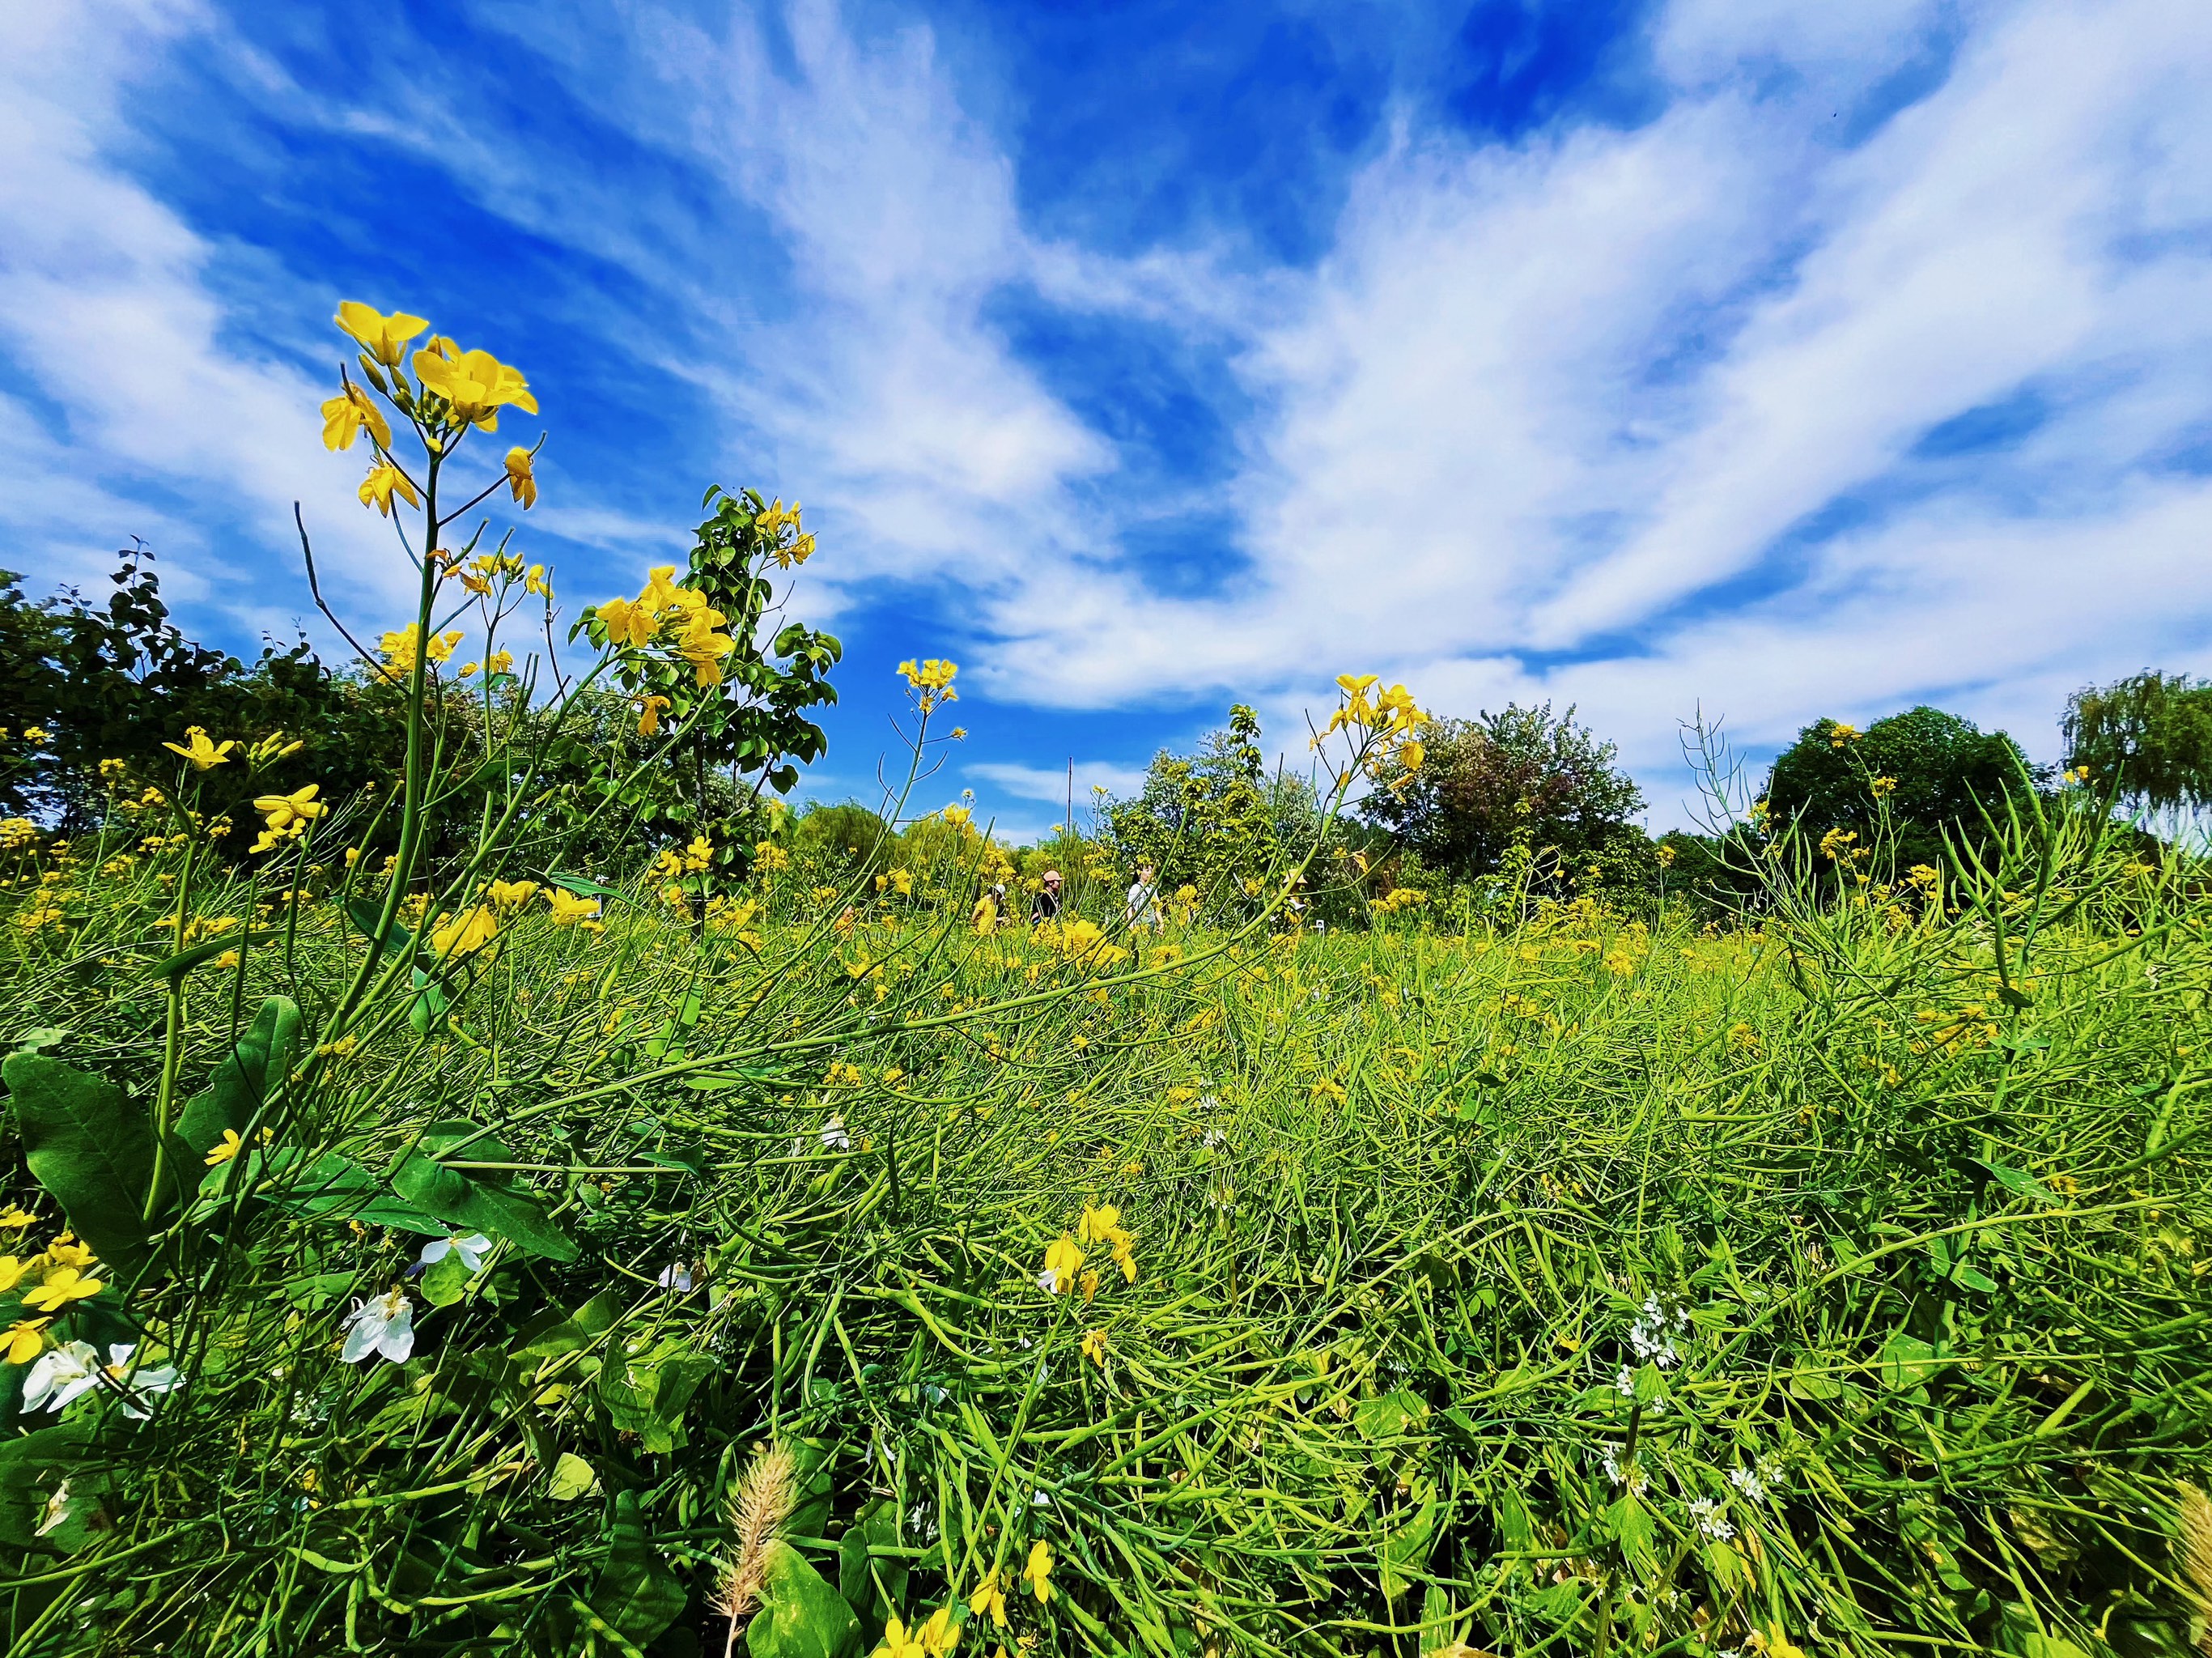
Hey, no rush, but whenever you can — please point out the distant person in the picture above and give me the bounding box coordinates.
[1030,870,1063,924]
[1125,863,1161,932]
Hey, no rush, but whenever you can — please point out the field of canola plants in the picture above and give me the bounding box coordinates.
[0,304,2206,1658]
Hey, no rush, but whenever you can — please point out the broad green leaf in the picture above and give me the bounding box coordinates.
[599,1339,715,1452]
[591,1490,686,1649]
[2,1053,159,1270]
[176,996,301,1162]
[513,1294,618,1358]
[547,1452,599,1502]
[346,898,414,959]
[0,1421,88,1547]
[419,1251,472,1307]
[1976,1160,2062,1207]
[1380,1477,1440,1600]
[265,1150,446,1233]
[387,1120,577,1262]
[547,873,626,901]
[836,1499,906,1639]
[1879,1332,1946,1392]
[1606,1492,1658,1577]
[745,1540,860,1658]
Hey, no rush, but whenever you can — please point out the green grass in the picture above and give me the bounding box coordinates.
[0,795,2206,1658]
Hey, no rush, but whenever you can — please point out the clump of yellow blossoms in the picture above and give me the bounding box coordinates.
[897,658,958,714]
[592,567,739,699]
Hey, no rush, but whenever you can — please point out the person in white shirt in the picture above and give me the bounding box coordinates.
[1125,863,1162,932]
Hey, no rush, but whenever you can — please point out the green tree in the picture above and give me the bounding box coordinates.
[569,487,840,892]
[0,545,419,839]
[1763,706,2030,877]
[1360,702,1645,882]
[1104,704,1310,920]
[2062,670,2212,827]
[793,803,896,878]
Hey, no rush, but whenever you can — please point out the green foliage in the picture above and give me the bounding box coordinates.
[793,803,897,878]
[1764,705,2032,876]
[568,487,841,890]
[2063,668,2212,814]
[1105,704,1331,920]
[0,547,418,835]
[1361,702,1646,884]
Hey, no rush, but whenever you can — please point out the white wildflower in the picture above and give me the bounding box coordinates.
[821,1118,852,1152]
[1615,1365,1636,1398]
[656,1263,694,1292]
[339,1287,415,1365]
[1728,1465,1764,1501]
[1688,1496,1734,1540]
[419,1232,492,1273]
[101,1344,183,1418]
[21,1341,100,1414]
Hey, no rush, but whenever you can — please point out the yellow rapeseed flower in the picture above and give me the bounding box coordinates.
[0,1319,48,1365]
[967,1572,1008,1630]
[544,888,602,928]
[23,1266,103,1312]
[334,301,429,369]
[162,726,237,771]
[431,904,499,959]
[504,448,537,508]
[358,462,420,517]
[1040,1234,1084,1294]
[1081,1328,1109,1367]
[410,337,537,432]
[253,784,324,833]
[1022,1541,1054,1604]
[320,382,390,452]
[917,1607,960,1656]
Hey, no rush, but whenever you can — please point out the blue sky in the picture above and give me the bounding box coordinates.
[6,0,2212,840]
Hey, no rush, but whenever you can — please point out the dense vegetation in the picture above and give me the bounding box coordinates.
[0,303,2206,1658]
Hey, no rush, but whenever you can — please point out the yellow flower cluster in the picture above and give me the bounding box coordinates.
[0,818,38,852]
[754,498,816,569]
[0,1231,106,1367]
[897,657,959,714]
[1369,887,1428,915]
[380,623,465,680]
[431,904,499,960]
[544,887,603,929]
[1038,1201,1138,1303]
[249,784,324,856]
[1323,673,1428,786]
[594,567,738,689]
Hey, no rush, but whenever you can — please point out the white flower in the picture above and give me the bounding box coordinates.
[420,1232,493,1273]
[1615,1365,1636,1398]
[1756,1455,1782,1487]
[101,1343,183,1419]
[1688,1496,1734,1540]
[1197,1094,1219,1111]
[821,1118,851,1152]
[1035,1269,1057,1293]
[21,1342,100,1413]
[1200,1129,1226,1149]
[1728,1465,1765,1501]
[657,1264,694,1292]
[340,1287,415,1365]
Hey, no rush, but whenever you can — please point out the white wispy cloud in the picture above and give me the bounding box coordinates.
[965,759,1152,806]
[0,0,415,636]
[966,0,2212,814]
